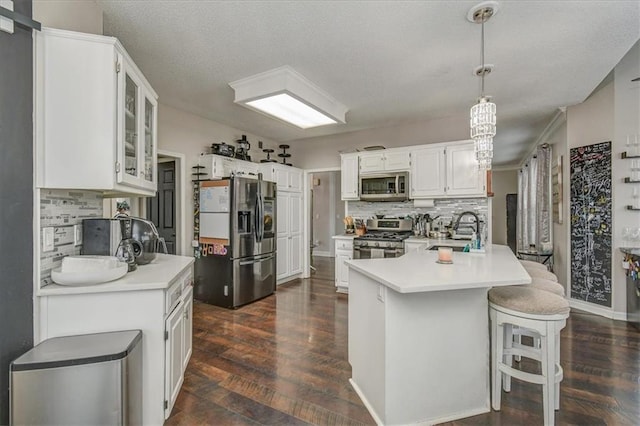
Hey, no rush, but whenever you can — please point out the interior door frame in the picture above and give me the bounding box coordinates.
[303,166,341,278]
[155,149,187,255]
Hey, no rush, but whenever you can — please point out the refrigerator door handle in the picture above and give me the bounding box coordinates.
[259,193,265,241]
[239,254,274,266]
[254,195,261,242]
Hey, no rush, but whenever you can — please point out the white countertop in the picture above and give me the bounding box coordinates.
[332,234,357,240]
[404,236,471,247]
[346,244,530,293]
[39,254,194,296]
[621,247,640,256]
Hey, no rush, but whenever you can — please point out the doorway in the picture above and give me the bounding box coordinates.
[304,168,342,278]
[146,160,177,254]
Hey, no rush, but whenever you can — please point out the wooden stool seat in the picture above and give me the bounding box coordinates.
[489,286,570,426]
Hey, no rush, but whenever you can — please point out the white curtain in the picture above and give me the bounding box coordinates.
[517,144,552,252]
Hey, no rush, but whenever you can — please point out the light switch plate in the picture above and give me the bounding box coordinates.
[43,227,55,252]
[0,0,15,34]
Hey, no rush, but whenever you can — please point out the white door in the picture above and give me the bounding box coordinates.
[359,153,385,173]
[410,147,446,198]
[384,151,410,171]
[182,287,193,371]
[277,193,289,237]
[446,143,485,196]
[288,168,303,192]
[164,303,184,419]
[289,193,302,234]
[276,235,289,280]
[289,234,302,275]
[341,154,359,200]
[336,252,351,288]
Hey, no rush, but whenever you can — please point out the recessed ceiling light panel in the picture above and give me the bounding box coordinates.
[229,66,347,129]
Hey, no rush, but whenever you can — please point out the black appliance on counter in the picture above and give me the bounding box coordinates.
[211,142,235,157]
[353,218,413,259]
[82,218,137,271]
[234,134,251,161]
[195,175,277,308]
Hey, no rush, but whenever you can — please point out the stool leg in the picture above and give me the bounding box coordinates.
[541,322,556,426]
[503,324,513,392]
[491,310,503,411]
[514,327,522,362]
[555,328,561,410]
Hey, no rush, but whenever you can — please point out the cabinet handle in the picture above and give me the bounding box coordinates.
[184,309,189,320]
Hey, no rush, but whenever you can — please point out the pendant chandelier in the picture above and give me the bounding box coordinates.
[469,2,498,170]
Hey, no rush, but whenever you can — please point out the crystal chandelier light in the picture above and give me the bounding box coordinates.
[469,2,498,170]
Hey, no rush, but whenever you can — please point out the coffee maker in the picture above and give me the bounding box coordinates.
[82,218,138,271]
[234,134,251,161]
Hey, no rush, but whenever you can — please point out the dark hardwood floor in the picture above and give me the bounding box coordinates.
[168,256,640,425]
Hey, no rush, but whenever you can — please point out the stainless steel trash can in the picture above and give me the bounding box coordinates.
[10,330,142,425]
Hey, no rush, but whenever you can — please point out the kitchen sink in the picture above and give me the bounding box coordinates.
[429,245,466,252]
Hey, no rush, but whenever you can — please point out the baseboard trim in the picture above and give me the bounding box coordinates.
[349,379,383,426]
[312,251,331,257]
[568,298,626,321]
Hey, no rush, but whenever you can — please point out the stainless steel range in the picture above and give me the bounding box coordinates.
[353,218,413,259]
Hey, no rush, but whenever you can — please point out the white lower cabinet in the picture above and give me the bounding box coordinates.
[165,285,193,418]
[37,257,194,425]
[276,192,303,283]
[334,238,354,292]
[404,240,430,253]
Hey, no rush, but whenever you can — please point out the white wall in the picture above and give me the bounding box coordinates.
[547,121,568,288]
[33,0,103,34]
[157,104,281,253]
[491,170,518,246]
[613,41,640,315]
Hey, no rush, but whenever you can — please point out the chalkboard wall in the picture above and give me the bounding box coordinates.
[570,141,612,307]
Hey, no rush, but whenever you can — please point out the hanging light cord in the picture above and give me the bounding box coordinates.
[480,15,485,98]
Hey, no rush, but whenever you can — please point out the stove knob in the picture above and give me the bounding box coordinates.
[375,242,380,247]
[361,242,368,247]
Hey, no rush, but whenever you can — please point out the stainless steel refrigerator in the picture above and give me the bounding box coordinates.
[194,175,276,308]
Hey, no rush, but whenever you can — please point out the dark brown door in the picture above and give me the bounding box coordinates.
[147,161,176,254]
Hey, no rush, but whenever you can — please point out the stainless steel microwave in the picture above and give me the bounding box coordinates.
[359,172,409,201]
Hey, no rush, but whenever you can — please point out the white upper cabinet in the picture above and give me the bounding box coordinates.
[260,163,303,193]
[35,28,158,196]
[445,143,486,196]
[341,153,359,200]
[359,150,410,174]
[410,146,446,198]
[410,141,485,199]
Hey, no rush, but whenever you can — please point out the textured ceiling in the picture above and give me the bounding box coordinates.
[96,0,640,166]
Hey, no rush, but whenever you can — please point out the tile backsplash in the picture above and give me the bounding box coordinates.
[40,189,104,287]
[346,198,489,228]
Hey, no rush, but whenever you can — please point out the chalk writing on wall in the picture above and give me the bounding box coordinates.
[569,141,612,307]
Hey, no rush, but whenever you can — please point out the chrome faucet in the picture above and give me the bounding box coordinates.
[453,211,480,242]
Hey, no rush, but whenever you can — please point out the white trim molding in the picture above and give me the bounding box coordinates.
[568,298,626,321]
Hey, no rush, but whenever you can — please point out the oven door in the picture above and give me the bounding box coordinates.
[354,245,404,259]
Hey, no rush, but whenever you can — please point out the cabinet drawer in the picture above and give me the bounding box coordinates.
[165,280,183,315]
[335,249,353,257]
[335,240,354,251]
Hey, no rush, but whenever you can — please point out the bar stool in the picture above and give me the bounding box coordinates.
[520,259,548,271]
[489,286,570,426]
[526,267,558,282]
[530,277,565,296]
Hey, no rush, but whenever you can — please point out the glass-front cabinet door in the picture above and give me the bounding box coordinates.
[124,74,139,179]
[143,96,157,187]
[117,58,157,191]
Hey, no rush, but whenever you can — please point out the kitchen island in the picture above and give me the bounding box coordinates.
[347,244,530,425]
[37,254,194,424]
